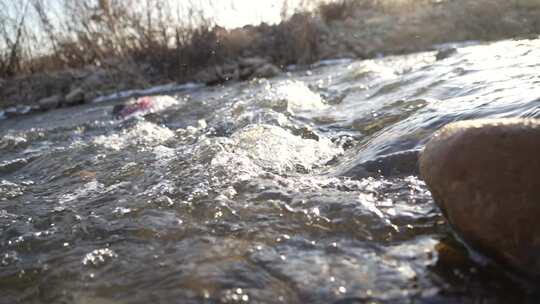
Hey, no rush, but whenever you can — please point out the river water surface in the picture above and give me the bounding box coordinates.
[1,39,540,303]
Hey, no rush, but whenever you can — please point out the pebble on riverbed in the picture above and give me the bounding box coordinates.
[419,118,540,279]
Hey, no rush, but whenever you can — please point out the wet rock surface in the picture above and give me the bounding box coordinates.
[38,94,63,110]
[420,118,540,278]
[435,47,457,61]
[194,57,281,85]
[64,87,85,106]
[253,63,281,79]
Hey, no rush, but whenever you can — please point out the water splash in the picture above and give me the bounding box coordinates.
[1,38,539,303]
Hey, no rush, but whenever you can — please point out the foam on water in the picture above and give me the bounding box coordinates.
[0,180,24,200]
[0,133,28,151]
[59,180,103,204]
[347,60,398,81]
[273,81,328,114]
[226,124,342,174]
[92,83,201,103]
[92,120,175,150]
[242,80,328,116]
[2,38,540,303]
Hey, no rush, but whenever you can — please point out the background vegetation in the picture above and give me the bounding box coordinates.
[1,0,539,109]
[0,0,326,80]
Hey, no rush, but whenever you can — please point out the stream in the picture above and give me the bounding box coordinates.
[1,38,540,303]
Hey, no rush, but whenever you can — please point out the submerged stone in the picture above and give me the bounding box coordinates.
[38,94,63,110]
[194,67,221,85]
[435,47,457,61]
[64,87,85,105]
[239,56,268,68]
[254,63,281,79]
[419,118,540,278]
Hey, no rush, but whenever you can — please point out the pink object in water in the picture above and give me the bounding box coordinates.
[113,97,154,119]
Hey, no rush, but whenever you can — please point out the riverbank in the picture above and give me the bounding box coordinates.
[1,0,539,117]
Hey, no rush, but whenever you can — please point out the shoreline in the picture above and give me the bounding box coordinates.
[1,0,539,119]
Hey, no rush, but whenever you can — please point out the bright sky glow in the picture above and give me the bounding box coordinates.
[206,0,285,28]
[0,0,321,52]
[5,0,318,30]
[176,0,316,28]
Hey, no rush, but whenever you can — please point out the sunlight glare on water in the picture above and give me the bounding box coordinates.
[1,38,540,303]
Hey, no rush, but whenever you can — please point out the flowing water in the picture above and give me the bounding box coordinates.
[1,38,540,303]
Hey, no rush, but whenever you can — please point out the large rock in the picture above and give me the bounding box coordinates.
[238,57,267,68]
[239,67,254,80]
[419,118,540,278]
[435,47,457,61]
[253,64,281,79]
[194,67,221,85]
[216,62,240,82]
[64,87,85,106]
[81,69,108,90]
[38,94,63,110]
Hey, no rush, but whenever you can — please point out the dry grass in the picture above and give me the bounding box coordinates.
[0,0,241,80]
[0,0,328,82]
[318,0,385,23]
[1,0,539,84]
[319,1,352,23]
